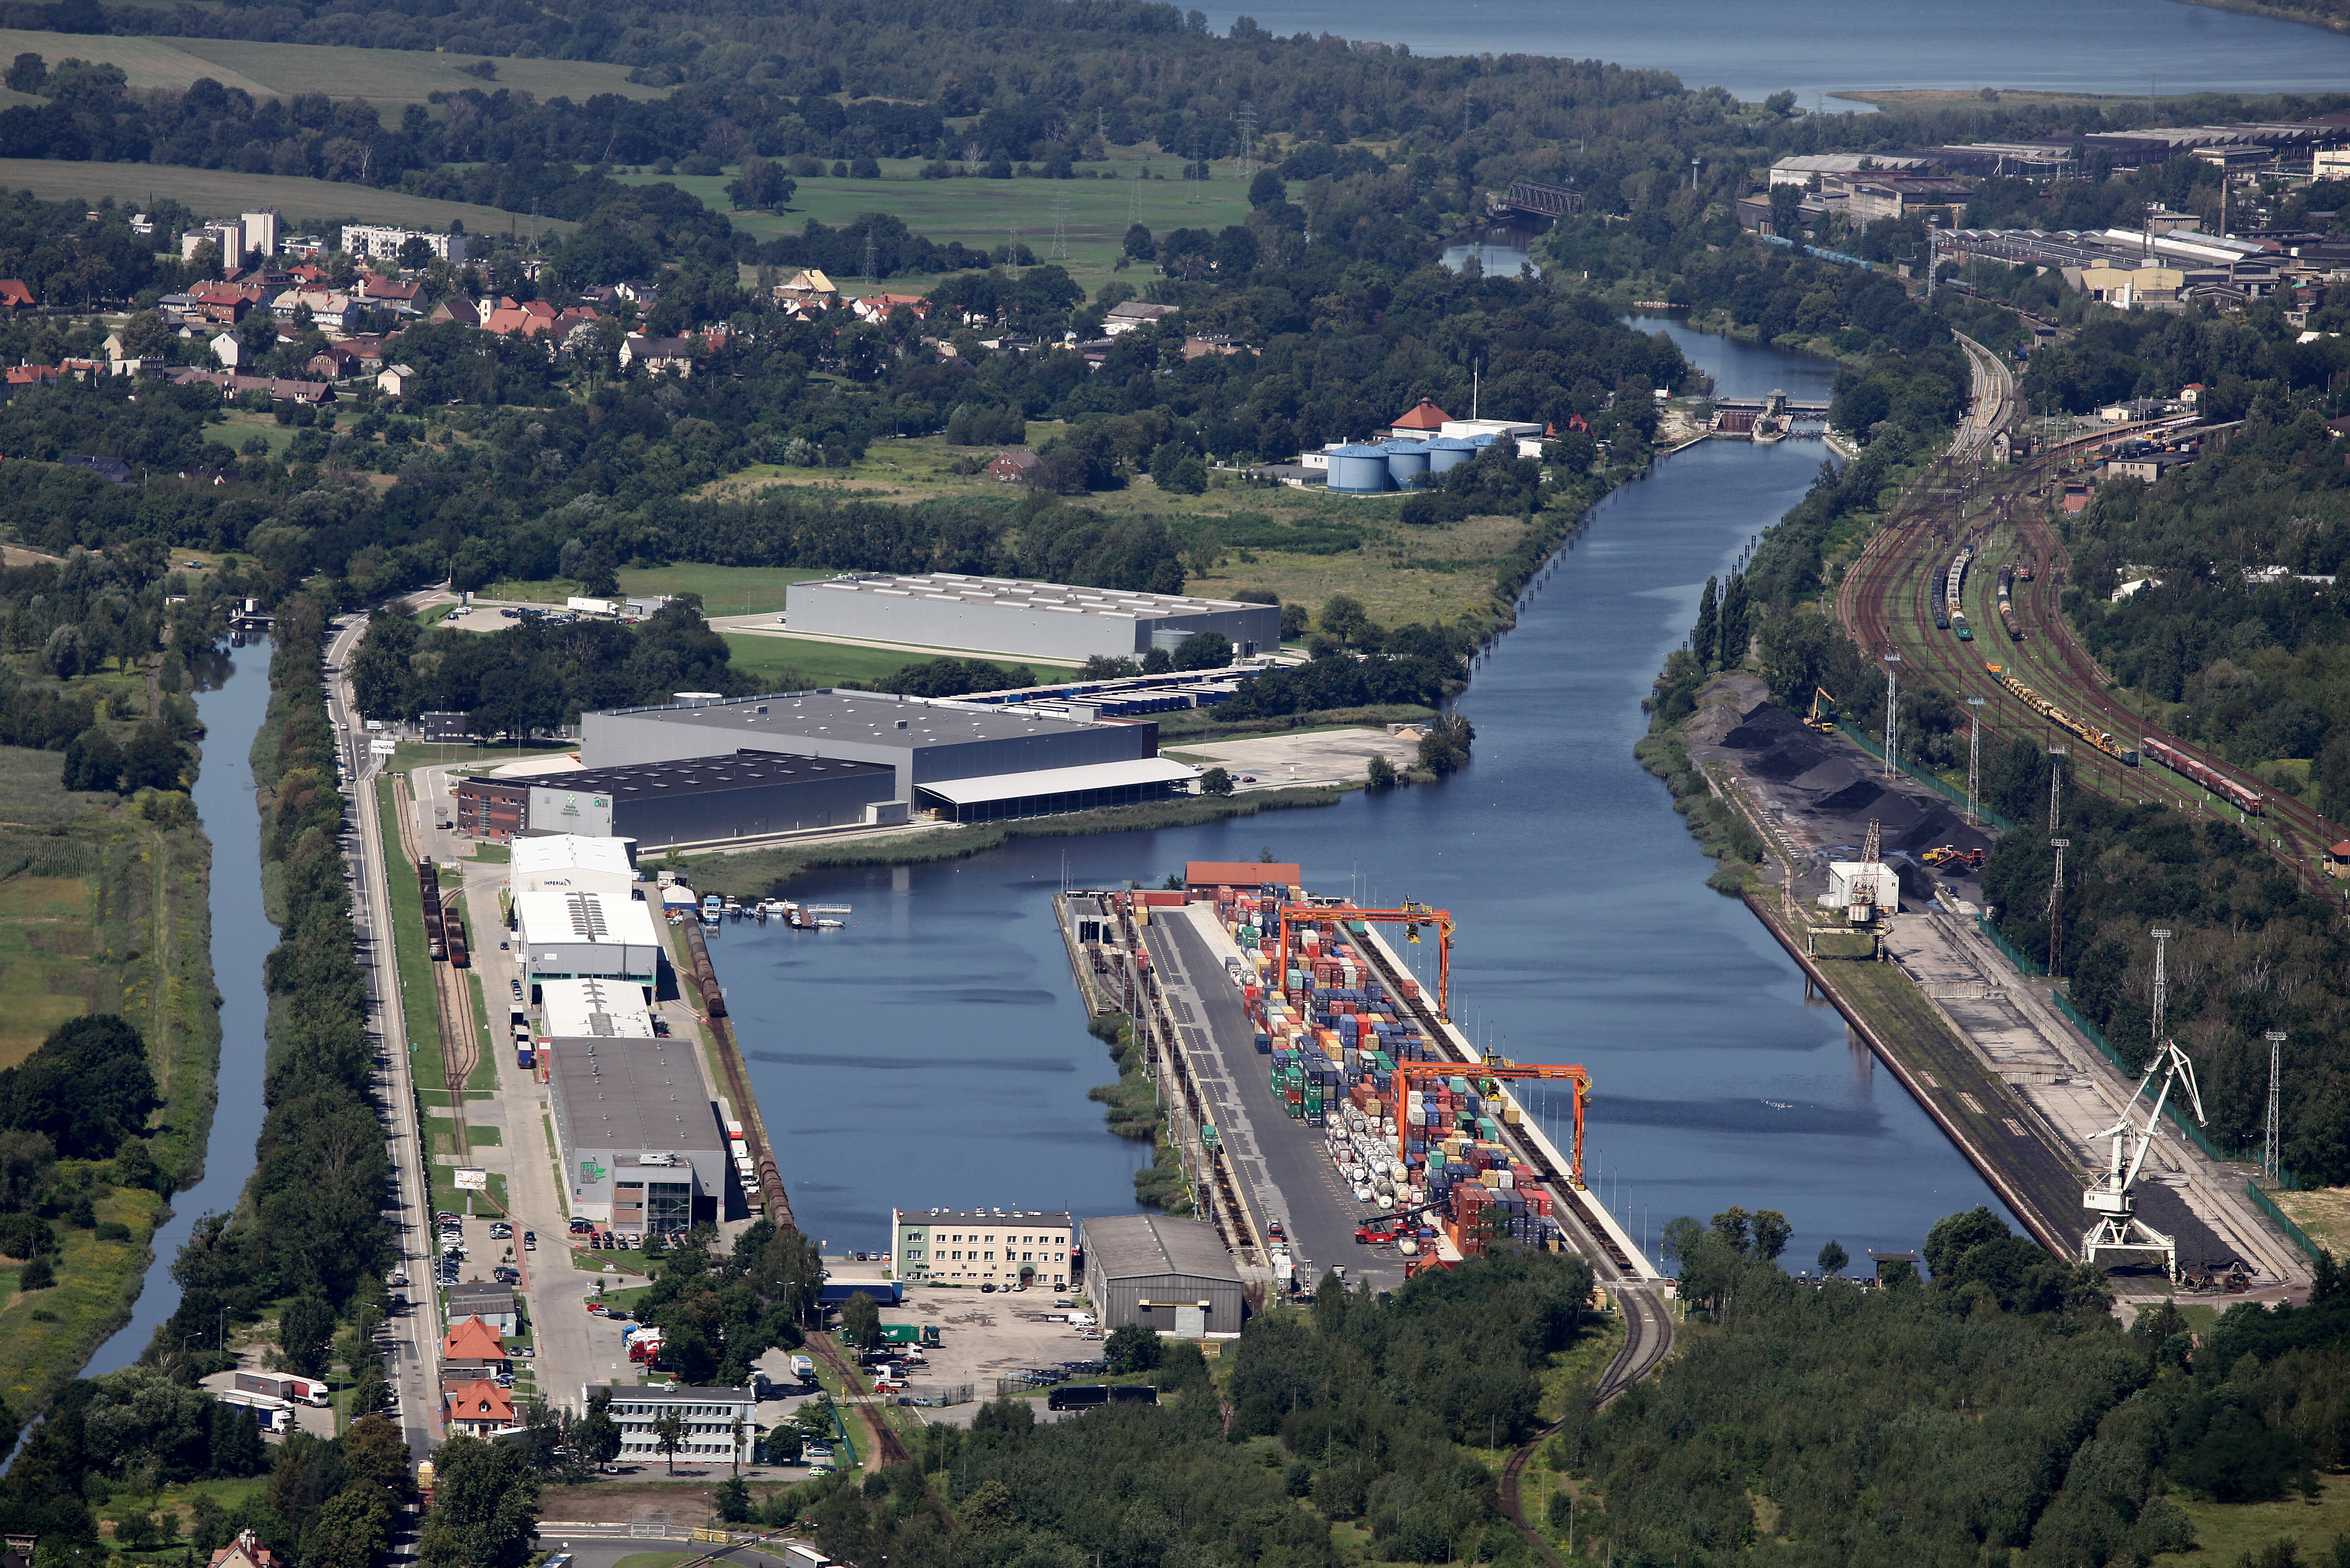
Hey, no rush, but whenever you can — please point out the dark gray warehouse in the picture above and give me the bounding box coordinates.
[458,751,899,849]
[1079,1213,1246,1336]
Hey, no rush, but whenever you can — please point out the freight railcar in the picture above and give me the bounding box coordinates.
[2141,737,2265,815]
[1986,665,2133,762]
[1996,567,2025,642]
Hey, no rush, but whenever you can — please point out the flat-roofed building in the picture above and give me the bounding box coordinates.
[580,1383,757,1464]
[890,1207,1074,1288]
[581,692,1192,821]
[547,1031,725,1233]
[509,834,639,899]
[515,750,899,847]
[784,572,1280,662]
[514,889,664,990]
[1080,1213,1245,1335]
[538,976,656,1039]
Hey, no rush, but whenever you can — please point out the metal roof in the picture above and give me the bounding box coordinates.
[548,1033,724,1154]
[917,757,1198,804]
[1081,1214,1241,1283]
[592,690,1110,748]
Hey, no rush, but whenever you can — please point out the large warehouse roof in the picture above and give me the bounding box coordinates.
[1082,1214,1241,1282]
[548,1034,724,1154]
[514,889,663,949]
[512,834,636,878]
[543,749,896,798]
[591,691,1105,749]
[799,572,1256,624]
[919,757,1197,804]
[539,977,654,1038]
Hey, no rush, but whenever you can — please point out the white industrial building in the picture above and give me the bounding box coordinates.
[1825,861,1897,911]
[537,976,656,1039]
[783,572,1281,663]
[579,690,1197,823]
[549,1030,727,1234]
[513,889,665,989]
[509,834,639,900]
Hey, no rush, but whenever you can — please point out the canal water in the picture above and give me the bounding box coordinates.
[85,639,276,1375]
[1212,0,2350,110]
[715,327,2015,1271]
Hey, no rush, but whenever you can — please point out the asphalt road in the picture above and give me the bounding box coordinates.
[1148,912,1408,1296]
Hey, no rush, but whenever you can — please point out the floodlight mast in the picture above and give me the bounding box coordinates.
[2081,1039,2208,1280]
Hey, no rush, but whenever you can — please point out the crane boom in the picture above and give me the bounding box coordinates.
[2081,1039,2206,1279]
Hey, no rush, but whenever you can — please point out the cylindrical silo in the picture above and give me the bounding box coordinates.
[1424,436,1478,474]
[1383,441,1431,488]
[1325,444,1394,493]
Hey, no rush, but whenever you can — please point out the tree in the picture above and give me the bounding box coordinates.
[714,1474,751,1522]
[343,1413,412,1500]
[397,236,435,270]
[1367,756,1396,789]
[1748,1209,1792,1262]
[1817,1239,1849,1277]
[19,1255,52,1289]
[727,1412,747,1474]
[61,727,121,792]
[794,1395,838,1440]
[575,1391,622,1473]
[762,1426,802,1465]
[1692,575,1718,670]
[1122,222,1156,260]
[300,1484,391,1568]
[1249,168,1286,208]
[1199,767,1234,797]
[838,1289,883,1352]
[1417,713,1475,777]
[651,1408,687,1474]
[1171,630,1230,670]
[3,52,44,92]
[0,1013,160,1158]
[1318,594,1370,646]
[1709,1206,1751,1253]
[1767,182,1805,238]
[277,1293,334,1376]
[1922,1206,2010,1280]
[1717,573,1751,668]
[417,1437,540,1568]
[1104,1322,1164,1374]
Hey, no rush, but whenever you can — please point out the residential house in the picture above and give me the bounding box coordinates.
[441,1314,510,1374]
[1101,300,1177,336]
[270,289,356,330]
[613,279,661,305]
[209,334,242,370]
[190,283,262,324]
[1181,333,1246,359]
[209,1528,279,1568]
[775,269,838,306]
[64,455,132,485]
[0,279,32,311]
[446,1281,521,1332]
[444,1379,518,1436]
[618,334,696,375]
[484,297,560,337]
[988,448,1042,484]
[428,296,481,329]
[357,276,421,307]
[851,293,928,322]
[342,225,469,265]
[379,363,419,398]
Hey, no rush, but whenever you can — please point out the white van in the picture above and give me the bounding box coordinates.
[789,1354,816,1381]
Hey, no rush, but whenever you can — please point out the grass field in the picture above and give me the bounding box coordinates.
[0,30,663,109]
[613,564,838,615]
[623,150,1272,299]
[0,872,97,1068]
[0,158,578,237]
[0,1181,168,1410]
[721,630,1076,690]
[2157,1472,2350,1566]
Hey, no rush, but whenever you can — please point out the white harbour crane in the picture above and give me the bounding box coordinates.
[2081,1039,2205,1280]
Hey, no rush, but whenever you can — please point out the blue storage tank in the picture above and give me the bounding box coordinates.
[1383,441,1431,488]
[1326,444,1394,493]
[1424,436,1480,474]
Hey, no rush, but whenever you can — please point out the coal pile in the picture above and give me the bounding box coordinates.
[1720,706,1840,782]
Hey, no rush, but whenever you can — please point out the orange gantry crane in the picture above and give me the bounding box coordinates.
[1275,900,1455,1015]
[1394,1061,1591,1188]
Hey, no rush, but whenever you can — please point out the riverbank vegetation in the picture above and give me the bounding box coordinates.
[1085,1013,1192,1213]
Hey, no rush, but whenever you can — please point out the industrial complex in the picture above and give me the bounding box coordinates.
[546,1026,728,1234]
[783,572,1281,662]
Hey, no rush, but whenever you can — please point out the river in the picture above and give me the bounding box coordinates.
[1209,0,2350,109]
[711,326,2015,1275]
[84,639,276,1376]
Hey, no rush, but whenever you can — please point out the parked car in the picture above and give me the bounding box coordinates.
[492,1267,520,1284]
[489,1222,513,1239]
[523,1231,536,1250]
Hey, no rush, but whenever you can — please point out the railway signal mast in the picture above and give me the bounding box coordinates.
[2081,1036,2207,1280]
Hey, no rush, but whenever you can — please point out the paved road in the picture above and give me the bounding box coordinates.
[1146,910,1408,1296]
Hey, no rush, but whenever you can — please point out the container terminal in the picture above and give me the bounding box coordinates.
[1060,864,1670,1356]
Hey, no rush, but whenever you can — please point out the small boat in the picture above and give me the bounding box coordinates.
[723,898,742,919]
[787,909,814,929]
[814,917,845,929]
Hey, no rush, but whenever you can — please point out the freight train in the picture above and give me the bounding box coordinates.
[418,858,446,961]
[1996,566,2025,641]
[444,899,469,969]
[2140,736,2265,816]
[1986,665,2135,763]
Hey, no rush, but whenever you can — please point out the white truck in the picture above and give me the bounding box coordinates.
[566,596,619,616]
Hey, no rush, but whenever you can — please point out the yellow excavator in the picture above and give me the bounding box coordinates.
[1806,687,1838,733]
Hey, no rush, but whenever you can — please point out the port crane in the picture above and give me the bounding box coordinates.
[1394,1060,1590,1188]
[1275,901,1455,1016]
[2081,1039,2205,1280]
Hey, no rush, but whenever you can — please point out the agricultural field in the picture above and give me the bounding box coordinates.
[611,565,838,615]
[0,30,663,108]
[0,158,577,236]
[626,150,1274,299]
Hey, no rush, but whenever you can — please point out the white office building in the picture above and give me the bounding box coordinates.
[889,1207,1074,1289]
[581,1384,757,1463]
[513,889,664,989]
[537,976,656,1039]
[341,224,471,265]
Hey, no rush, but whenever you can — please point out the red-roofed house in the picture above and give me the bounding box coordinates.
[1388,398,1451,437]
[851,293,929,322]
[209,1528,278,1568]
[484,298,560,337]
[2330,840,2350,877]
[442,1313,509,1372]
[357,276,420,306]
[0,279,34,311]
[444,1378,518,1436]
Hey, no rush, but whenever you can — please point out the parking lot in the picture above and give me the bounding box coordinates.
[866,1287,1114,1421]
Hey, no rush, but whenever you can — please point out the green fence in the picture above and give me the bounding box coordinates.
[1974,914,2045,977]
[2246,1180,2326,1263]
[1836,721,2020,834]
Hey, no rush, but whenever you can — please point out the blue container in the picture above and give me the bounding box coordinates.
[1326,444,1394,493]
[1424,436,1479,474]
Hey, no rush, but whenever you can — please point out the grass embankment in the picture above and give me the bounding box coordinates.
[682,784,1348,898]
[0,158,579,237]
[1086,1014,1190,1213]
[1632,728,1768,895]
[0,736,219,1411]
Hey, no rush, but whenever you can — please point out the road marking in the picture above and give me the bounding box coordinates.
[2002,1118,2028,1137]
[1957,1091,1986,1114]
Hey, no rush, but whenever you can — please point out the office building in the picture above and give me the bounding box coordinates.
[341,224,471,265]
[889,1208,1074,1289]
[538,976,655,1040]
[580,1384,757,1464]
[510,834,639,900]
[513,889,665,989]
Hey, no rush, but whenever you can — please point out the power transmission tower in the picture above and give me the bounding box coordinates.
[1129,165,1143,225]
[2047,838,2069,978]
[1881,653,1901,779]
[2048,746,2067,832]
[1187,131,1204,204]
[2265,1030,2286,1183]
[1965,697,1985,826]
[861,231,878,284]
[1051,192,1068,261]
[2150,927,2172,1047]
[1007,220,1020,279]
[1237,104,1257,176]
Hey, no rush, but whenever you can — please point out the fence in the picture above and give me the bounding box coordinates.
[1836,722,2020,834]
[1973,914,2044,977]
[2246,1181,2326,1263]
[535,1523,777,1543]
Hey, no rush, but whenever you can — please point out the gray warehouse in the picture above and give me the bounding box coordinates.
[547,1031,727,1235]
[580,691,1196,821]
[784,572,1282,663]
[1079,1213,1246,1336]
[527,752,898,846]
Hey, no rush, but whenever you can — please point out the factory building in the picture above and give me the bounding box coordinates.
[509,834,639,900]
[458,752,900,847]
[538,976,656,1039]
[513,889,665,991]
[547,1031,727,1233]
[1078,1214,1246,1335]
[580,692,1195,822]
[783,572,1280,663]
[889,1208,1074,1289]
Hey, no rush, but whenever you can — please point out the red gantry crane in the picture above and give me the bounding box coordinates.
[1275,900,1456,1016]
[1394,1061,1591,1188]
